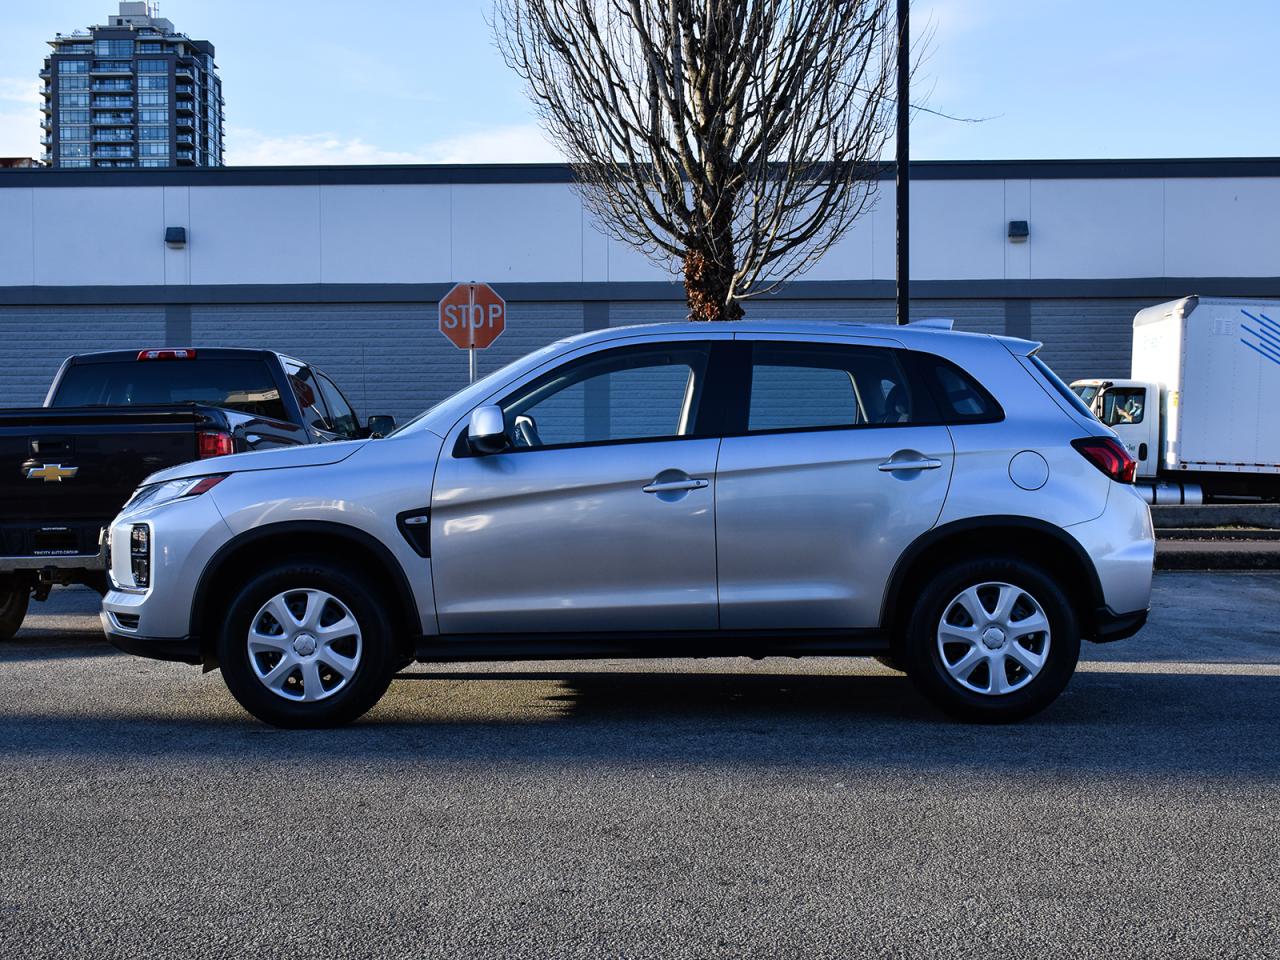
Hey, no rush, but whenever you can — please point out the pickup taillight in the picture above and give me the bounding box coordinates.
[198,430,234,458]
[1072,437,1136,484]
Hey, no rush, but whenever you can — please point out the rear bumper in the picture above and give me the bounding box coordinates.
[0,547,106,571]
[1090,606,1149,643]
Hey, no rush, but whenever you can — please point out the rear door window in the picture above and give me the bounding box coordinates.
[745,342,924,433]
[52,359,289,421]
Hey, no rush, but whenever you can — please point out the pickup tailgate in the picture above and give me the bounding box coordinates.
[0,405,208,557]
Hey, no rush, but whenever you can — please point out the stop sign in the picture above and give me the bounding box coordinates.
[438,282,506,350]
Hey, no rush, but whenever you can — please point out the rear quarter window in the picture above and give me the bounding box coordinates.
[910,352,1004,424]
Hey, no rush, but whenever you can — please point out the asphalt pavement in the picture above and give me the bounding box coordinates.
[1,573,1278,959]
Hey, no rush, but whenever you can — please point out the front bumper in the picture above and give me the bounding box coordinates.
[102,617,202,665]
[100,491,232,645]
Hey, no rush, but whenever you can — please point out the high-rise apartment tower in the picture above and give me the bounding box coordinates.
[39,2,224,168]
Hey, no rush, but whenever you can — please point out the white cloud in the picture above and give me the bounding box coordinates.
[225,123,562,166]
[418,124,561,164]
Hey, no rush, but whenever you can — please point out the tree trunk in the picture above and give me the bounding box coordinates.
[683,248,742,321]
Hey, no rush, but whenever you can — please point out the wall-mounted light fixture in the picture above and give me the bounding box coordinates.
[1007,220,1030,243]
[164,226,187,249]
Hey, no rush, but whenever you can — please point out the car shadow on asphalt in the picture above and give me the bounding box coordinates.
[1,665,1277,779]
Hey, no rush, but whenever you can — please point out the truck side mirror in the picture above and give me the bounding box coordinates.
[468,405,510,455]
[366,415,396,439]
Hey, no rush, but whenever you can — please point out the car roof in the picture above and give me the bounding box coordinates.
[559,318,1040,356]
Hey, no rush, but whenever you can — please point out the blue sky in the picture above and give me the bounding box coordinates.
[1,0,1277,164]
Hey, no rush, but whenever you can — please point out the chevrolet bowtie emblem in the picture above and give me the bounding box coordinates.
[26,463,78,482]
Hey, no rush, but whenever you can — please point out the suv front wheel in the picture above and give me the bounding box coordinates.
[217,559,399,728]
[904,557,1080,722]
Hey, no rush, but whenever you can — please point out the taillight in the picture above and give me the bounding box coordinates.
[198,430,234,458]
[137,348,196,360]
[1072,437,1136,484]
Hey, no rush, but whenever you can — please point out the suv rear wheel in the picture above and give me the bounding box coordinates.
[903,557,1080,722]
[217,559,399,728]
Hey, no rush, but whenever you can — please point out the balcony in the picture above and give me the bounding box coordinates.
[40,135,52,146]
[39,99,53,114]
[90,63,133,76]
[40,117,52,130]
[175,68,194,82]
[94,160,137,168]
[92,130,134,143]
[91,80,132,91]
[176,150,195,164]
[92,112,133,125]
[175,85,194,96]
[92,146,135,158]
[176,134,194,145]
[175,101,195,115]
[92,97,134,109]
[40,85,51,96]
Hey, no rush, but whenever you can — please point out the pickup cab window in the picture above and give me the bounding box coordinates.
[314,373,360,439]
[51,359,289,421]
[283,364,333,433]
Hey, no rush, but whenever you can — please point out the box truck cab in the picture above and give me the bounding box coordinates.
[1071,297,1280,504]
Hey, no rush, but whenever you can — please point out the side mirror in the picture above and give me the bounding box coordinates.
[366,414,396,439]
[467,405,510,455]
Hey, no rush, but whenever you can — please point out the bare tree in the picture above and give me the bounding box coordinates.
[494,0,898,320]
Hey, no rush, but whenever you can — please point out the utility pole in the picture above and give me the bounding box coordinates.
[895,0,910,325]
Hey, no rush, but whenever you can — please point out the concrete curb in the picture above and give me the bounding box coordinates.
[1156,539,1280,570]
[1151,504,1280,529]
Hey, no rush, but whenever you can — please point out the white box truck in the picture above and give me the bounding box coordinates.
[1071,296,1280,503]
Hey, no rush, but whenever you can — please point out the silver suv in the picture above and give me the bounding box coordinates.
[102,321,1154,727]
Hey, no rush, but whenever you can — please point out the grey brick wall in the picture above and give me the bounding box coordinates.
[0,306,166,405]
[1030,299,1143,383]
[191,301,583,424]
[0,296,1139,419]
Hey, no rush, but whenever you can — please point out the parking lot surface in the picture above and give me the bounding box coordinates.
[1,572,1278,959]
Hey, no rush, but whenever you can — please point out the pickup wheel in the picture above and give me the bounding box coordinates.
[0,577,29,641]
[902,556,1080,722]
[217,560,398,728]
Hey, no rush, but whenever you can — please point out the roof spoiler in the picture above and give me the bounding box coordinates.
[908,317,954,330]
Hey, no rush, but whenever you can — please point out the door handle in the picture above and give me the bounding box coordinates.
[877,457,942,472]
[642,478,709,494]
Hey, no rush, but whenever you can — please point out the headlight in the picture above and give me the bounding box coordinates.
[127,474,227,512]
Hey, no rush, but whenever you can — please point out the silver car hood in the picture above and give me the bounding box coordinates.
[145,439,369,484]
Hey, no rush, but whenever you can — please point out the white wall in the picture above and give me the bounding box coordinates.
[2,174,1278,287]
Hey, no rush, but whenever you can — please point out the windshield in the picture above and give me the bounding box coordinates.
[1073,383,1100,407]
[390,339,572,436]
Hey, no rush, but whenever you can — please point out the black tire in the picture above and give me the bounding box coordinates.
[0,578,30,642]
[217,559,399,728]
[902,556,1080,722]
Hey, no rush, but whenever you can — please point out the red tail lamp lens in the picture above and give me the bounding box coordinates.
[197,430,234,458]
[1072,437,1136,484]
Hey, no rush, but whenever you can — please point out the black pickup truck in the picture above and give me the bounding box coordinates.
[0,347,393,639]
